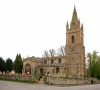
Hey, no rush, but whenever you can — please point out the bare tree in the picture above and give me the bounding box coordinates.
[57,46,66,56]
[43,47,66,57]
[42,50,49,57]
[49,49,56,57]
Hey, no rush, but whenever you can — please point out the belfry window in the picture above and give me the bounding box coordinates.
[51,59,54,64]
[73,22,75,25]
[58,59,61,63]
[72,36,75,44]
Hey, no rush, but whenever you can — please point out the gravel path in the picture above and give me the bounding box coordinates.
[0,80,100,90]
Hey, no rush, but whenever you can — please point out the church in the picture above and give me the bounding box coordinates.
[23,6,86,79]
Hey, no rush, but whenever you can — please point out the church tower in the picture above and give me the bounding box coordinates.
[66,6,86,79]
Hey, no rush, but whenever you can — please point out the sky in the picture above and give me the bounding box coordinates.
[0,0,100,60]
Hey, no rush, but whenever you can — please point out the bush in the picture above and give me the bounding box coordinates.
[34,72,42,82]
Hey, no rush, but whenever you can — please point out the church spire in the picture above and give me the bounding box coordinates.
[66,21,69,31]
[70,6,80,30]
[72,6,78,22]
[81,23,83,31]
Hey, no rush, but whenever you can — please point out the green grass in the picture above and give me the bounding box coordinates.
[0,78,35,84]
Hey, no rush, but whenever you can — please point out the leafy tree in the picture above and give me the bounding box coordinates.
[94,56,100,79]
[87,51,100,79]
[0,57,5,74]
[5,58,13,72]
[14,54,23,74]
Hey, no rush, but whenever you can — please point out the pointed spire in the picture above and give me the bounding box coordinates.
[79,18,80,22]
[74,5,76,12]
[66,21,69,31]
[81,23,83,31]
[72,5,78,21]
[70,6,80,30]
[78,18,80,26]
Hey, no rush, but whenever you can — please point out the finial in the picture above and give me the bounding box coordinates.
[78,18,80,24]
[81,23,83,30]
[72,4,77,18]
[66,21,69,31]
[74,2,75,6]
[74,5,76,13]
[67,21,68,25]
[74,3,75,9]
[81,23,83,27]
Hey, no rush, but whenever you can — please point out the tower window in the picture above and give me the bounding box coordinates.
[51,59,54,64]
[44,60,47,64]
[58,59,61,63]
[73,22,75,25]
[72,36,75,44]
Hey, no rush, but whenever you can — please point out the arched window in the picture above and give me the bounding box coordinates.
[64,67,66,72]
[40,68,44,76]
[73,22,75,25]
[51,59,54,64]
[72,36,75,44]
[44,60,47,64]
[56,67,60,73]
[58,59,61,63]
[25,63,31,75]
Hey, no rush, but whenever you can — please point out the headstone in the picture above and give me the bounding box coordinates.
[3,71,5,74]
[11,70,15,75]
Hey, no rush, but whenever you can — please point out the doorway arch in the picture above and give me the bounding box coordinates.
[25,63,31,75]
[40,68,44,76]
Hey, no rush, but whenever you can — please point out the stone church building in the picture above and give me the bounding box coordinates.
[23,6,86,79]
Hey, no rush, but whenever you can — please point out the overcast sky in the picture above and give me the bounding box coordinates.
[0,0,100,60]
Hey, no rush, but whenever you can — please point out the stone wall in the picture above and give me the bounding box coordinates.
[46,77,91,85]
[0,74,33,81]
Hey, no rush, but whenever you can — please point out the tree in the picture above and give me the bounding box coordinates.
[14,54,23,74]
[87,51,100,80]
[43,49,56,57]
[87,51,97,77]
[57,46,66,56]
[49,49,56,57]
[0,57,5,74]
[94,56,100,79]
[5,58,13,72]
[42,50,49,57]
[34,71,42,82]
